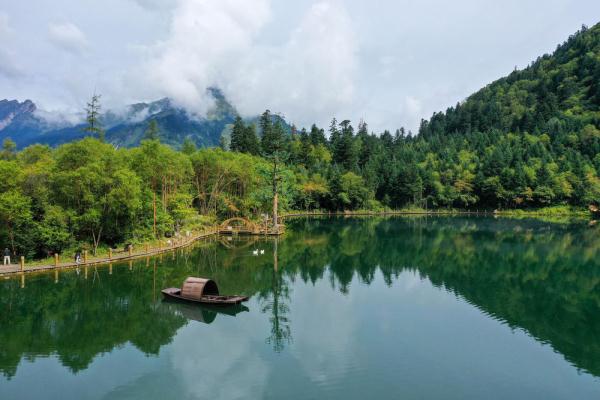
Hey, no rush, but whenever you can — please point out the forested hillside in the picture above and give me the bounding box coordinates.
[414,23,600,207]
[0,23,599,259]
[224,24,600,211]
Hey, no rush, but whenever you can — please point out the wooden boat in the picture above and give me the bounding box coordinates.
[162,277,249,305]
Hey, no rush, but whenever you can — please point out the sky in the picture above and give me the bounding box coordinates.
[0,0,599,132]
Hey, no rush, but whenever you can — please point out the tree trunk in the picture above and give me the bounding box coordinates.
[8,221,15,255]
[273,192,278,228]
[272,157,279,229]
[91,227,102,256]
[152,178,157,238]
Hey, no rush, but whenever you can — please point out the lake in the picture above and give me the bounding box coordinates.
[1,216,600,399]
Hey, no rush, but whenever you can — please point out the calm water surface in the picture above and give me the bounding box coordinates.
[1,216,600,399]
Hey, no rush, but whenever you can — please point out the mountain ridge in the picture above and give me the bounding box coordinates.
[0,88,240,149]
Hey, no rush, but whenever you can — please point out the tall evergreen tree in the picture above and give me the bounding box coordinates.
[243,124,261,156]
[144,120,160,141]
[83,94,105,142]
[230,116,245,152]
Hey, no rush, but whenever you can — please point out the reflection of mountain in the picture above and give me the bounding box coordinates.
[1,217,599,380]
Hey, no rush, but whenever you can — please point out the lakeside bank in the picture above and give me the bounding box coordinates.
[2,206,591,277]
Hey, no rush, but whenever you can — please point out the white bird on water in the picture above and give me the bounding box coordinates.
[260,250,265,254]
[252,249,259,256]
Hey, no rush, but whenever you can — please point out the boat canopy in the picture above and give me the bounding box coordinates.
[181,277,219,300]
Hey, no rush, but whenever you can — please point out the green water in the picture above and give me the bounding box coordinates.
[1,216,600,399]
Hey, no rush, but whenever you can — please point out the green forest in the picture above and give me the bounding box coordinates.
[1,23,599,258]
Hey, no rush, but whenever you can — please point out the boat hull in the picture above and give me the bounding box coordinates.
[161,287,249,305]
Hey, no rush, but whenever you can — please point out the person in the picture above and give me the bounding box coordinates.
[3,248,10,265]
[75,251,82,265]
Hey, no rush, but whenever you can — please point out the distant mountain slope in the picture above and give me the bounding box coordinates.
[419,23,600,141]
[0,88,240,149]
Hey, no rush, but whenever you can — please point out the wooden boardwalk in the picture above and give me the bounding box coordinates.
[0,229,217,277]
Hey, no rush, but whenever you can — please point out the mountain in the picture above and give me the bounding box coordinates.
[419,23,600,143]
[0,88,239,149]
[407,23,600,207]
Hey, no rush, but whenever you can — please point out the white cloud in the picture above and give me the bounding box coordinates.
[136,0,271,115]
[48,22,88,54]
[33,108,84,126]
[0,13,23,78]
[131,0,177,10]
[170,321,269,399]
[136,0,356,125]
[224,0,357,126]
[0,12,12,36]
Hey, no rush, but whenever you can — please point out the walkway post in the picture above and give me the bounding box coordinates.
[20,256,24,272]
[108,248,112,260]
[84,250,88,264]
[145,243,149,253]
[54,253,59,267]
[128,245,133,256]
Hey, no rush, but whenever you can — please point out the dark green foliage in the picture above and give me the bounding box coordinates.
[144,119,160,141]
[230,116,261,155]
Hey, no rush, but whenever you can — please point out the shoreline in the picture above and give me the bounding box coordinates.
[282,208,590,219]
[0,228,218,277]
[4,208,591,278]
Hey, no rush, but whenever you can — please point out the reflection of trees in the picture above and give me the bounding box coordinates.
[3,217,600,378]
[260,238,292,352]
[0,264,187,378]
[280,216,600,378]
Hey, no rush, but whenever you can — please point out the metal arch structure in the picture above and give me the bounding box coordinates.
[219,217,260,234]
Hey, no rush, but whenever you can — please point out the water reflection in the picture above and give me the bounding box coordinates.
[260,238,292,352]
[0,216,599,385]
[161,301,250,325]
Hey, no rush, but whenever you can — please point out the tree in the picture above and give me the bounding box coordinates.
[83,94,105,142]
[243,124,261,156]
[309,124,326,146]
[0,190,32,254]
[230,116,245,152]
[259,110,273,154]
[261,114,285,157]
[1,139,17,160]
[144,120,160,141]
[337,172,371,210]
[182,137,197,155]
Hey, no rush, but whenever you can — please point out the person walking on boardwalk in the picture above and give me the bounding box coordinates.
[3,248,11,265]
[75,251,82,265]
